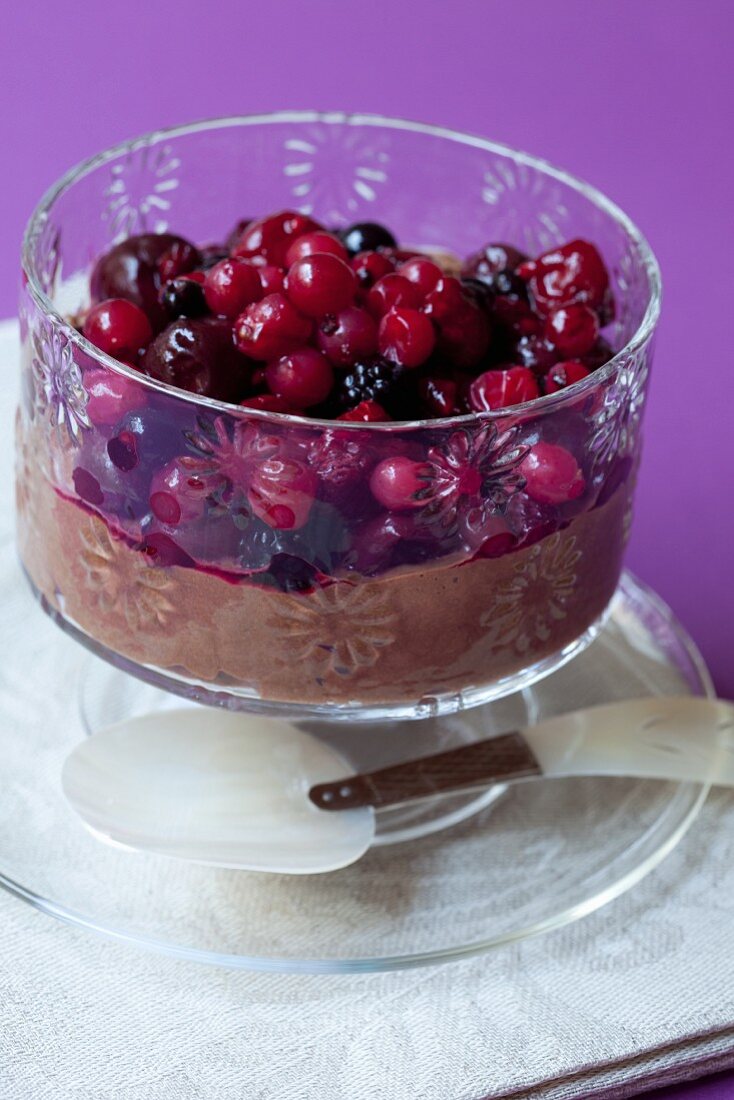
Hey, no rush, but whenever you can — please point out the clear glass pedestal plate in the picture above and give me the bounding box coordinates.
[0,541,714,973]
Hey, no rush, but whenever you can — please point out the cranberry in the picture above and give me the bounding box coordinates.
[285,254,357,318]
[437,302,491,369]
[337,400,388,422]
[107,430,139,472]
[512,334,558,374]
[248,456,317,530]
[232,210,323,267]
[370,456,428,510]
[366,274,424,318]
[284,231,349,267]
[378,307,436,368]
[257,265,286,295]
[90,233,196,330]
[159,276,208,320]
[316,307,378,366]
[157,241,201,283]
[351,250,395,290]
[543,360,591,394]
[150,458,209,526]
[422,276,467,324]
[545,303,599,358]
[239,394,293,413]
[83,299,152,359]
[143,318,247,401]
[519,442,585,504]
[397,257,443,299]
[340,221,397,256]
[85,369,145,426]
[419,377,459,417]
[518,239,610,316]
[234,293,312,361]
[469,367,540,411]
[461,243,528,284]
[265,349,334,408]
[204,258,263,318]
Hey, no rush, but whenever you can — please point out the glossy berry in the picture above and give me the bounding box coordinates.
[419,377,459,417]
[232,210,323,267]
[366,274,423,318]
[234,293,312,361]
[544,303,599,358]
[248,456,317,529]
[378,307,436,368]
[284,232,349,267]
[257,265,286,295]
[90,233,196,330]
[340,221,397,256]
[204,258,263,318]
[159,276,208,320]
[469,366,540,411]
[422,276,467,324]
[316,307,378,365]
[157,240,201,283]
[83,299,153,359]
[351,250,395,290]
[543,360,591,394]
[335,357,403,413]
[143,318,246,401]
[338,400,388,422]
[436,301,491,368]
[397,257,443,298]
[265,348,334,408]
[149,458,209,526]
[370,456,428,511]
[461,243,528,285]
[239,394,294,413]
[512,334,558,374]
[518,239,610,316]
[285,254,357,317]
[519,442,585,504]
[85,369,145,427]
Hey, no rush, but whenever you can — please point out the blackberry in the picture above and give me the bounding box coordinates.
[332,356,405,416]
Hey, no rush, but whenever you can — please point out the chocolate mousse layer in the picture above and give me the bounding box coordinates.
[18,463,626,707]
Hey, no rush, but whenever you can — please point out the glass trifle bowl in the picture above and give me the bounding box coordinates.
[16,113,660,722]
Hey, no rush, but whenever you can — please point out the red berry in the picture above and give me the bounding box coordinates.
[239,394,294,413]
[338,400,388,422]
[157,241,201,283]
[284,232,349,267]
[519,442,585,504]
[437,301,491,368]
[469,367,540,411]
[232,210,322,267]
[149,458,209,526]
[234,293,312,361]
[143,318,246,402]
[351,250,395,290]
[378,307,436,368]
[83,299,153,359]
[204,258,263,319]
[397,257,443,299]
[512,334,558,375]
[265,349,334,408]
[422,276,467,324]
[518,239,610,316]
[461,243,528,284]
[285,254,357,318]
[370,456,429,510]
[366,274,423,318]
[258,265,285,296]
[419,377,459,417]
[544,304,599,358]
[85,368,145,426]
[316,307,378,366]
[543,360,591,394]
[248,456,317,529]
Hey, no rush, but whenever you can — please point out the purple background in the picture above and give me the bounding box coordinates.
[0,3,732,1095]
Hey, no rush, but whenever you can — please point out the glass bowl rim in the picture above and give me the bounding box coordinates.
[21,110,662,432]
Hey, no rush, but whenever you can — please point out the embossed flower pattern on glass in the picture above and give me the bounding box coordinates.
[480,158,570,252]
[589,347,648,479]
[482,533,581,655]
[79,516,175,632]
[34,215,61,297]
[271,583,397,677]
[31,318,90,444]
[419,424,528,540]
[281,125,390,222]
[103,141,180,239]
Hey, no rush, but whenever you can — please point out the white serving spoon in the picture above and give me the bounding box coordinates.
[62,696,734,875]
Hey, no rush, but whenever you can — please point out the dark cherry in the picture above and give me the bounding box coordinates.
[518,239,610,316]
[142,318,247,402]
[90,233,197,330]
[461,242,528,285]
[82,298,153,359]
[419,376,459,417]
[157,241,202,283]
[159,276,208,320]
[340,221,398,256]
[436,301,491,369]
[234,293,312,361]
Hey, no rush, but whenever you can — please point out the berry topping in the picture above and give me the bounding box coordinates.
[159,276,208,320]
[351,250,395,290]
[316,307,378,366]
[544,303,599,358]
[366,273,424,318]
[90,233,196,330]
[518,239,610,316]
[378,307,436,368]
[461,243,528,284]
[232,210,322,267]
[469,367,540,411]
[543,359,591,394]
[265,348,334,408]
[333,356,404,414]
[369,456,428,511]
[142,318,246,401]
[337,400,388,422]
[204,258,263,318]
[512,334,558,374]
[418,377,459,417]
[284,231,349,267]
[518,442,585,504]
[234,293,312,361]
[248,455,317,529]
[157,240,202,283]
[257,265,286,296]
[285,253,357,317]
[340,221,398,256]
[397,257,443,298]
[83,299,153,359]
